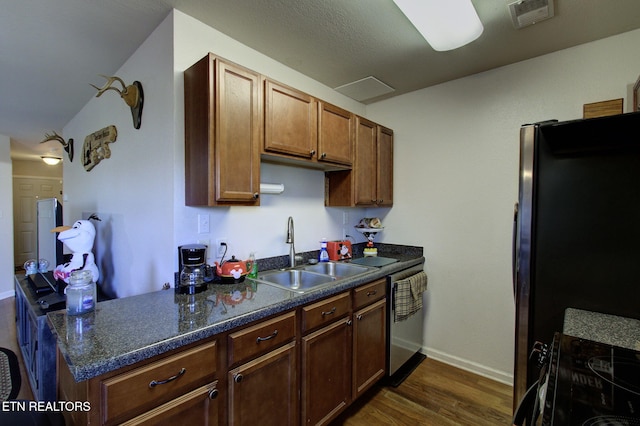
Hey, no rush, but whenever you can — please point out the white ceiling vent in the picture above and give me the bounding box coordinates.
[334,76,395,102]
[508,0,554,29]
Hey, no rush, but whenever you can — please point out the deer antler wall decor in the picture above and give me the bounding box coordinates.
[90,75,144,129]
[40,131,74,162]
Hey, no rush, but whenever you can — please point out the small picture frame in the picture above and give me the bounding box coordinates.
[634,75,640,112]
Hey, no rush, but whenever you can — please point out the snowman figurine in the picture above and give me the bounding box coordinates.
[51,218,100,284]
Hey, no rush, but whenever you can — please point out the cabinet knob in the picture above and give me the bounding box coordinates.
[356,314,363,321]
[253,193,259,199]
[346,319,352,326]
[378,199,383,204]
[309,150,316,157]
[208,388,219,400]
[321,152,327,159]
[234,373,243,384]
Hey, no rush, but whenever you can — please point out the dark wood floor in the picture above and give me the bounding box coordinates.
[332,357,513,425]
[1,296,513,424]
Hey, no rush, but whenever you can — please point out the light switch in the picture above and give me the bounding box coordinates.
[198,214,210,234]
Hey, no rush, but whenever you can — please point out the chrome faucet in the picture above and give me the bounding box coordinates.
[286,216,296,267]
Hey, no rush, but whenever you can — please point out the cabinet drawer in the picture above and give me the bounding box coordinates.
[353,279,386,309]
[120,382,219,426]
[228,311,296,367]
[302,291,351,333]
[101,340,217,425]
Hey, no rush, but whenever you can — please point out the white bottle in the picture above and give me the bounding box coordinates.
[319,239,330,262]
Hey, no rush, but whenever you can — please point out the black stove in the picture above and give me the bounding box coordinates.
[541,333,640,425]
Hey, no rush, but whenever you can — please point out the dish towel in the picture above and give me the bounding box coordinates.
[394,271,428,322]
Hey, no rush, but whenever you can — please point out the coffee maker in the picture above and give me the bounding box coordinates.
[178,244,212,294]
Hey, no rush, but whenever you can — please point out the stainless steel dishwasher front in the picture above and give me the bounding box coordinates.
[386,262,427,385]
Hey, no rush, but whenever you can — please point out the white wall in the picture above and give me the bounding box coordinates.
[0,135,15,298]
[367,28,640,383]
[63,15,176,297]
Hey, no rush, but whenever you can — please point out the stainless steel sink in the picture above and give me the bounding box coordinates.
[254,262,374,293]
[255,269,336,293]
[301,262,371,278]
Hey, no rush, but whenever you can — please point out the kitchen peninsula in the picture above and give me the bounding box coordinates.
[48,245,423,425]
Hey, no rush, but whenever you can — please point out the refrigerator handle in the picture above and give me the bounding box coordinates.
[512,202,519,299]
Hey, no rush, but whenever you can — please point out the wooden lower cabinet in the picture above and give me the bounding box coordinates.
[228,342,297,426]
[57,339,218,426]
[352,298,386,399]
[57,281,388,426]
[301,317,352,425]
[121,382,219,426]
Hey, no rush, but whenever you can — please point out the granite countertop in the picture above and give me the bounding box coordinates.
[563,307,640,351]
[48,247,424,382]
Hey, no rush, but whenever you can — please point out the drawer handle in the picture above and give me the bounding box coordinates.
[366,290,377,297]
[321,307,337,317]
[149,368,186,388]
[256,329,278,343]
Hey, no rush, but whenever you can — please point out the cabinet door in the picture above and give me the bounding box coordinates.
[228,342,297,426]
[215,59,261,203]
[318,102,353,166]
[264,80,317,159]
[353,117,378,206]
[352,299,386,399]
[184,54,260,206]
[121,382,219,426]
[302,317,352,426]
[376,126,394,206]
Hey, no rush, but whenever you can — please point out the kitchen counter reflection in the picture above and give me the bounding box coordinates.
[48,251,424,382]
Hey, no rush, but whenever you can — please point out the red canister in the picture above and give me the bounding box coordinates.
[327,240,352,261]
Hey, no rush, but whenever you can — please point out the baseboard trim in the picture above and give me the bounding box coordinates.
[0,290,15,300]
[424,346,514,386]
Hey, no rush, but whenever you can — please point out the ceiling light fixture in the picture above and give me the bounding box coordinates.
[392,0,484,51]
[41,156,62,166]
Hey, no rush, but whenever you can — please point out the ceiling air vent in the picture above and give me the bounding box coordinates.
[334,76,394,102]
[508,0,554,29]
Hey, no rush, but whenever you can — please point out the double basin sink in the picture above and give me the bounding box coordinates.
[253,262,374,293]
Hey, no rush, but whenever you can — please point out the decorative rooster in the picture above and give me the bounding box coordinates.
[51,214,101,284]
[40,131,74,162]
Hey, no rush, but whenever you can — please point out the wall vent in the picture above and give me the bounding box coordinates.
[508,0,554,29]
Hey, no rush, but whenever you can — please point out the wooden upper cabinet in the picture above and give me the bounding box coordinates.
[184,54,261,206]
[318,101,353,166]
[264,80,353,167]
[354,117,378,206]
[325,117,393,207]
[264,79,317,159]
[376,125,394,207]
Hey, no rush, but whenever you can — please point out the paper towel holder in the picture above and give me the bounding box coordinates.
[259,183,284,194]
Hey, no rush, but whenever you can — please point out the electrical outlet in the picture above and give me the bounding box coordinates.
[198,214,210,234]
[216,238,228,257]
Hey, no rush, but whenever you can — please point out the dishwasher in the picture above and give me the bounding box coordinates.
[386,262,427,386]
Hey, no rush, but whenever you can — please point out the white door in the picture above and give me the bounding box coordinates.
[12,177,62,269]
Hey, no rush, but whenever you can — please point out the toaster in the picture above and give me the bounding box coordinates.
[326,240,352,261]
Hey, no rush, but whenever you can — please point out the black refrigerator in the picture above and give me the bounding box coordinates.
[512,111,640,409]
